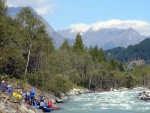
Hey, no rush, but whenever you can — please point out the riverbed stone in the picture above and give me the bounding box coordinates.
[138,89,150,101]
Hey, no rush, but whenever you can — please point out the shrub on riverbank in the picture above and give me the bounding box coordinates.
[42,74,73,93]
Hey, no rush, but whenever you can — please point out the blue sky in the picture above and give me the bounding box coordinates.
[47,0,150,29]
[6,0,150,36]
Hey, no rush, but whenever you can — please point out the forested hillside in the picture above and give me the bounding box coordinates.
[8,6,65,49]
[105,38,150,63]
[1,0,150,95]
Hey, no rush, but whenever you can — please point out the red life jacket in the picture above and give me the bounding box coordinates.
[47,100,52,108]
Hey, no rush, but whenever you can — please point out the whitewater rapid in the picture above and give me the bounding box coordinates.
[53,89,150,113]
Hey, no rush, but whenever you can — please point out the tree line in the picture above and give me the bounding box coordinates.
[105,38,150,63]
[1,0,150,94]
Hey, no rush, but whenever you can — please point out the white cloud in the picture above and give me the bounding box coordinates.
[35,5,53,15]
[70,19,150,36]
[70,23,90,33]
[6,0,54,16]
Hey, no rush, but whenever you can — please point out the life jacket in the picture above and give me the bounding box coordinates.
[26,92,31,99]
[0,83,7,91]
[40,96,45,102]
[26,92,30,96]
[47,100,52,108]
[7,87,13,95]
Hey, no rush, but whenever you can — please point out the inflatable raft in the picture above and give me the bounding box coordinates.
[43,103,53,112]
[34,100,40,109]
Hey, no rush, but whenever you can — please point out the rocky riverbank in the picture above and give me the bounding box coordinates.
[0,82,56,113]
[2,82,146,113]
[0,82,93,113]
[1,86,148,112]
[53,88,93,103]
[66,88,93,96]
[0,100,43,113]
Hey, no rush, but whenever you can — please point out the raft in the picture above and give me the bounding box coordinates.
[34,100,40,109]
[43,103,53,112]
[43,107,53,112]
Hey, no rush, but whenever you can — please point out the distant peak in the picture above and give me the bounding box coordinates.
[126,27,139,34]
[127,27,134,30]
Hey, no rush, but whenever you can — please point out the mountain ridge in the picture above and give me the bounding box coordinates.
[8,6,149,50]
[8,6,65,49]
[105,37,150,63]
[57,27,147,50]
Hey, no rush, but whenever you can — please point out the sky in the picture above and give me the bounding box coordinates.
[6,0,150,36]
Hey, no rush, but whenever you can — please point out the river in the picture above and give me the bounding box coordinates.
[53,89,150,113]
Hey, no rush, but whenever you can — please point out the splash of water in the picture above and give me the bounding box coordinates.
[53,90,150,113]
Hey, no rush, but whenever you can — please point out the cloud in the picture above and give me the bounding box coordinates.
[6,0,54,16]
[70,19,150,36]
[70,23,90,33]
[35,5,54,15]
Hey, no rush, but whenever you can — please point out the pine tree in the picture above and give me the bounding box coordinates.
[91,45,99,62]
[73,32,84,52]
[59,40,71,51]
[118,62,125,72]
[110,59,118,70]
[98,48,106,62]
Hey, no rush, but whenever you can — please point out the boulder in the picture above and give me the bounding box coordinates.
[138,90,150,101]
[54,92,68,103]
[0,102,5,111]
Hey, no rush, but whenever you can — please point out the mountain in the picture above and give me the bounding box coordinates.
[105,38,150,63]
[7,7,148,50]
[8,7,65,49]
[57,28,147,50]
[7,7,23,18]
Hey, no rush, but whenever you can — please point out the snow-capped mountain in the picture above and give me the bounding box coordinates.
[57,27,147,50]
[7,6,148,50]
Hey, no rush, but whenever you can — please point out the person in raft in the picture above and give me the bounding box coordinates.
[35,98,40,105]
[47,100,58,109]
[25,90,31,104]
[30,88,36,105]
[40,94,45,109]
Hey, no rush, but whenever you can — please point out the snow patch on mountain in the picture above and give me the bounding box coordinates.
[69,19,150,36]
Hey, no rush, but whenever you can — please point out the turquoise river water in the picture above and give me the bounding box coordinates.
[52,89,150,113]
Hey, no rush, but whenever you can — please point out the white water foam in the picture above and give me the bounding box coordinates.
[53,90,150,113]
